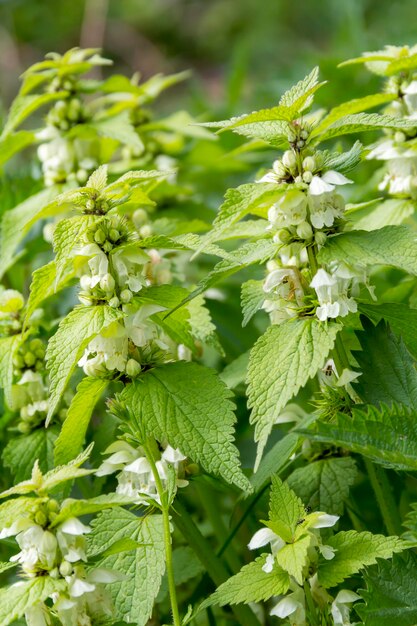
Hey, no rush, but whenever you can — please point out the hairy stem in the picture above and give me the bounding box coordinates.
[144,442,181,626]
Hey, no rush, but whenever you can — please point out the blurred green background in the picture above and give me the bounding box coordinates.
[0,0,416,115]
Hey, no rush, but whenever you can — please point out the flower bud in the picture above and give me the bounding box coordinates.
[17,421,31,434]
[139,225,153,238]
[100,273,115,293]
[0,289,24,313]
[282,150,297,169]
[296,222,313,240]
[35,510,48,526]
[315,231,327,246]
[294,175,303,184]
[302,156,316,172]
[59,560,73,577]
[109,296,120,308]
[103,241,113,253]
[109,229,120,242]
[126,359,141,378]
[80,275,92,290]
[266,260,280,272]
[395,131,406,143]
[302,171,313,183]
[24,352,36,367]
[76,169,88,184]
[278,229,293,244]
[133,209,148,227]
[120,289,133,303]
[86,199,95,212]
[48,499,60,513]
[272,160,287,178]
[93,229,106,245]
[300,129,309,140]
[13,354,25,369]
[286,128,297,143]
[50,567,60,579]
[29,338,43,352]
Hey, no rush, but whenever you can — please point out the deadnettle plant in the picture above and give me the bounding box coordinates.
[1,46,417,626]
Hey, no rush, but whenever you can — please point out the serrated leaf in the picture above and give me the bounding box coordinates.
[275,534,311,584]
[53,215,98,283]
[200,554,290,609]
[193,183,284,256]
[287,457,357,516]
[268,476,305,542]
[0,497,43,531]
[92,111,144,151]
[307,404,417,471]
[318,226,417,275]
[120,361,251,492]
[87,164,108,190]
[220,351,250,389]
[248,318,341,467]
[358,552,417,626]
[347,198,415,231]
[311,113,417,143]
[88,507,165,626]
[241,279,265,326]
[54,377,108,466]
[359,304,417,361]
[0,577,66,626]
[280,66,322,111]
[0,335,21,409]
[45,305,123,421]
[353,317,417,409]
[40,443,95,493]
[24,260,75,330]
[323,140,363,173]
[1,91,67,136]
[187,294,222,352]
[314,94,397,134]
[0,187,58,277]
[3,427,57,482]
[50,494,134,527]
[318,530,403,588]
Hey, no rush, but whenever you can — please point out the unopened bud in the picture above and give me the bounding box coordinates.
[109,229,120,242]
[109,296,120,308]
[394,131,406,143]
[86,199,95,212]
[278,229,293,244]
[126,359,141,378]
[282,150,297,169]
[302,156,316,172]
[24,352,36,367]
[300,129,309,140]
[80,275,92,290]
[296,222,313,240]
[100,273,115,293]
[272,160,287,178]
[302,171,313,183]
[103,241,113,253]
[133,209,148,227]
[139,225,153,238]
[315,231,327,246]
[120,289,133,303]
[35,510,48,526]
[59,560,73,577]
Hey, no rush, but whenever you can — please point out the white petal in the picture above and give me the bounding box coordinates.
[270,596,300,618]
[321,170,353,186]
[248,527,279,550]
[335,589,361,604]
[309,175,335,195]
[88,568,123,583]
[59,518,91,535]
[261,554,275,573]
[162,446,187,463]
[311,513,340,528]
[124,457,151,474]
[70,578,96,597]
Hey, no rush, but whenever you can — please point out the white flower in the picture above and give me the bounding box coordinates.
[76,243,109,287]
[270,585,306,623]
[69,577,96,598]
[248,527,286,564]
[56,518,91,563]
[310,513,339,529]
[318,543,337,560]
[331,589,360,625]
[308,191,345,229]
[268,190,308,229]
[310,268,357,321]
[112,247,148,292]
[124,304,165,347]
[25,603,51,626]
[309,171,353,196]
[80,321,128,374]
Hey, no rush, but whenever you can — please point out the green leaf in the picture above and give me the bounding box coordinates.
[200,554,290,609]
[0,577,66,626]
[24,260,75,330]
[193,183,284,255]
[311,113,417,143]
[241,279,265,326]
[50,494,134,527]
[318,226,417,275]
[0,335,21,408]
[359,303,417,361]
[87,164,108,190]
[3,427,57,482]
[268,476,305,542]
[45,305,123,422]
[287,457,357,516]
[0,131,36,167]
[53,215,98,283]
[275,534,311,584]
[220,351,250,389]
[248,318,341,467]
[358,552,417,626]
[250,432,299,492]
[120,361,251,492]
[0,497,43,531]
[306,404,417,471]
[54,377,108,466]
[1,91,67,136]
[91,111,144,151]
[279,66,323,112]
[187,294,222,352]
[318,530,403,589]
[314,93,397,134]
[353,317,417,409]
[40,443,95,493]
[88,508,165,626]
[0,187,58,277]
[347,199,415,231]
[323,140,363,173]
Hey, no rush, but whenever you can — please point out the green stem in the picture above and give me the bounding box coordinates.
[144,441,181,626]
[307,243,318,275]
[364,458,402,536]
[172,500,262,626]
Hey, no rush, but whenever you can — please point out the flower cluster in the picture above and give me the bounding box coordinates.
[97,441,188,505]
[257,140,373,324]
[1,497,116,626]
[248,511,360,625]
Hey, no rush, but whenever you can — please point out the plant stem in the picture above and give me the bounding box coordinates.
[307,243,318,275]
[364,458,402,536]
[173,500,262,626]
[144,442,181,626]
